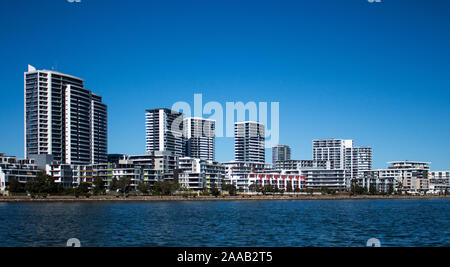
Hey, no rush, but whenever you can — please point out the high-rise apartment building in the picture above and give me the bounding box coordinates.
[183,117,215,161]
[345,146,372,180]
[145,108,183,157]
[313,139,372,187]
[234,121,265,163]
[24,65,107,165]
[272,144,291,163]
[313,139,354,170]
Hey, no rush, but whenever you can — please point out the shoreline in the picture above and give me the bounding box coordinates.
[1,194,450,202]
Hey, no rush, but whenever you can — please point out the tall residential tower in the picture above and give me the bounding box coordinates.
[272,144,291,163]
[234,121,265,163]
[24,65,107,164]
[183,117,215,161]
[312,138,372,186]
[145,108,183,157]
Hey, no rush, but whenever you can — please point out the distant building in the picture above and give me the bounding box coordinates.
[313,139,354,170]
[302,169,347,190]
[345,146,372,180]
[274,159,330,170]
[429,171,450,193]
[178,157,225,190]
[234,121,265,163]
[313,139,372,187]
[183,117,215,161]
[107,154,126,164]
[361,161,430,194]
[223,161,267,191]
[272,145,291,163]
[247,171,305,192]
[0,153,39,192]
[128,152,178,184]
[145,108,183,157]
[24,65,107,165]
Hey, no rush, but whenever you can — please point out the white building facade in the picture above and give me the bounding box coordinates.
[24,65,107,165]
[234,121,265,163]
[183,117,215,161]
[145,108,183,157]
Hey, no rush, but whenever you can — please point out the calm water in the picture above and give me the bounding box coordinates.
[0,199,448,247]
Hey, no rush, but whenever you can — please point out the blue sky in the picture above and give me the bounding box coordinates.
[1,0,449,169]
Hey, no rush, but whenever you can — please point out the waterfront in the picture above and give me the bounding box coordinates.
[0,199,449,247]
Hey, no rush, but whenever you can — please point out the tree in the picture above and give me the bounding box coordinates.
[8,178,24,193]
[93,176,105,195]
[153,181,180,196]
[109,178,119,192]
[286,181,293,193]
[222,183,237,196]
[138,182,151,195]
[369,184,378,195]
[117,177,132,194]
[261,184,274,195]
[248,183,260,193]
[396,181,403,195]
[210,183,220,197]
[350,179,365,195]
[25,172,61,195]
[387,184,394,195]
[76,182,90,196]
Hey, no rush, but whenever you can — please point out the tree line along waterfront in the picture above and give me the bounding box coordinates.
[5,171,449,199]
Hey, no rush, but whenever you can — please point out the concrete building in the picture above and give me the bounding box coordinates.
[145,108,183,157]
[274,159,330,170]
[429,171,450,193]
[234,121,265,163]
[360,169,397,193]
[45,163,73,188]
[247,171,305,192]
[223,161,267,192]
[313,139,372,187]
[345,146,372,180]
[128,152,178,184]
[0,153,39,192]
[183,117,215,161]
[313,139,353,170]
[178,157,225,190]
[24,65,107,165]
[272,145,291,163]
[301,169,347,190]
[388,161,430,193]
[361,161,431,194]
[111,159,142,191]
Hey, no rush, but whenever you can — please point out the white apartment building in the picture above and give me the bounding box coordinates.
[313,139,353,170]
[429,171,450,193]
[128,152,178,184]
[345,146,372,181]
[0,153,39,192]
[313,139,372,187]
[178,157,225,190]
[361,161,431,194]
[223,161,268,192]
[24,65,107,165]
[234,121,265,163]
[183,117,215,161]
[301,169,347,190]
[274,159,330,170]
[247,170,305,192]
[145,108,183,157]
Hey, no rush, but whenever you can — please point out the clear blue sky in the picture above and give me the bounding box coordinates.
[1,0,450,169]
